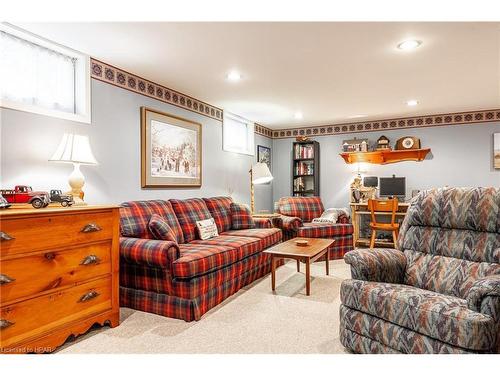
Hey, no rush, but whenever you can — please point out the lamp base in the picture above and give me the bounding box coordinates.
[66,163,87,206]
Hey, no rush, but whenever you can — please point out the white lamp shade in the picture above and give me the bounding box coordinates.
[50,133,98,165]
[252,162,273,184]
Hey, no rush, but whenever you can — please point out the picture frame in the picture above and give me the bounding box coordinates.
[494,133,500,170]
[257,145,271,171]
[141,107,202,188]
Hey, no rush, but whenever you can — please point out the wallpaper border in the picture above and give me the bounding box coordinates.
[271,109,500,139]
[90,58,223,122]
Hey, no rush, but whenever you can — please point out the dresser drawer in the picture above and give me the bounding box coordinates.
[1,242,112,304]
[0,276,112,348]
[0,210,114,256]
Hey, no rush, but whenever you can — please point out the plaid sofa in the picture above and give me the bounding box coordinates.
[340,187,500,353]
[119,196,282,321]
[276,196,354,260]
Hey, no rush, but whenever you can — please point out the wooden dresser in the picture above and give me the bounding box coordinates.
[0,205,120,353]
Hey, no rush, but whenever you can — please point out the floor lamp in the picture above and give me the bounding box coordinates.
[250,162,273,213]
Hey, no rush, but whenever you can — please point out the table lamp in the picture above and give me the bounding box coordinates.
[49,133,98,205]
[250,162,273,213]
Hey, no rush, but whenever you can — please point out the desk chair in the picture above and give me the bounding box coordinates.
[367,198,399,248]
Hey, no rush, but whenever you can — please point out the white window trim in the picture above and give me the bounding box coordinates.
[0,23,91,124]
[223,112,255,156]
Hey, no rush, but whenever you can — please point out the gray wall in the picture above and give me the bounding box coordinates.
[272,123,500,208]
[0,79,274,211]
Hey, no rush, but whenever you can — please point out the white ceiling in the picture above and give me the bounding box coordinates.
[16,22,500,129]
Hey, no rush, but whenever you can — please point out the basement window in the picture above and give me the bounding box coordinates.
[223,112,255,155]
[0,24,91,123]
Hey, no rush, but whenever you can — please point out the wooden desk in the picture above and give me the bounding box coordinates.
[350,202,410,248]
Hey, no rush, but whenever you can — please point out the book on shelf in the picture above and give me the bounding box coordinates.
[294,143,314,159]
[294,161,314,176]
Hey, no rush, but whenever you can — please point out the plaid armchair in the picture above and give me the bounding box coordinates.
[276,196,354,259]
[340,187,500,353]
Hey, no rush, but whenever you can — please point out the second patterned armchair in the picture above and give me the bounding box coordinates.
[339,187,500,354]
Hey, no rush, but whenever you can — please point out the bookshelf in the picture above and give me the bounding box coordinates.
[292,141,320,197]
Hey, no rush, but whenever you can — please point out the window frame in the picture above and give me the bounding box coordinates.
[0,23,91,124]
[222,112,255,156]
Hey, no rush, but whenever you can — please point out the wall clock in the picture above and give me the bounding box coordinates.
[395,136,421,150]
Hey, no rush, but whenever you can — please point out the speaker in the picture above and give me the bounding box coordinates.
[363,176,378,187]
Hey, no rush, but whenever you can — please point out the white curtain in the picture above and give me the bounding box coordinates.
[0,31,76,113]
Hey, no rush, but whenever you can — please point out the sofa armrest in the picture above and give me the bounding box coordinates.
[253,217,273,228]
[274,215,303,232]
[120,237,180,269]
[344,248,406,284]
[467,275,500,319]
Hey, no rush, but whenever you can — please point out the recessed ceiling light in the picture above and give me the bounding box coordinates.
[226,70,242,82]
[294,111,303,120]
[349,114,367,119]
[397,39,422,51]
[406,99,419,106]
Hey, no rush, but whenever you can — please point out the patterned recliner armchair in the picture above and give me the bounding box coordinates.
[340,187,500,353]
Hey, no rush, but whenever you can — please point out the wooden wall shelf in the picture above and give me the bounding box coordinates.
[340,148,431,165]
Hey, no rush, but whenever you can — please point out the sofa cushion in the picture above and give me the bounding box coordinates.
[278,196,324,222]
[172,243,239,278]
[340,279,496,351]
[203,196,233,233]
[221,228,282,248]
[170,198,213,243]
[120,200,184,243]
[148,214,178,242]
[297,222,354,238]
[192,234,262,255]
[230,203,255,229]
[196,218,219,240]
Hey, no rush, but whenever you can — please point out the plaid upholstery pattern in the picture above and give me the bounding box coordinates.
[297,222,353,238]
[120,251,284,321]
[120,237,179,269]
[230,203,255,229]
[120,200,184,243]
[274,215,302,232]
[148,214,178,242]
[278,196,324,222]
[253,217,273,228]
[172,243,238,278]
[221,228,282,249]
[203,196,233,233]
[316,235,354,261]
[170,198,213,243]
[119,197,286,322]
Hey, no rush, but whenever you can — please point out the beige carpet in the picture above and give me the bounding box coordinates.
[57,259,351,354]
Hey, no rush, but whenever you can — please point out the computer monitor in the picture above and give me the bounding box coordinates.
[363,176,378,187]
[379,176,406,199]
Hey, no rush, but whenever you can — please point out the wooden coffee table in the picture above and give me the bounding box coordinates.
[263,237,335,296]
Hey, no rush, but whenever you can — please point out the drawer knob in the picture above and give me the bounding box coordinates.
[0,319,14,330]
[81,223,102,233]
[0,231,14,241]
[79,290,100,302]
[0,274,15,285]
[80,254,101,265]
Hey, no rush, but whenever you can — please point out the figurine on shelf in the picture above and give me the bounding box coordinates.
[296,135,309,142]
[376,135,391,150]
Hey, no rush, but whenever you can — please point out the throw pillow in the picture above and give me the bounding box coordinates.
[196,217,219,240]
[148,214,178,242]
[230,203,256,230]
[311,208,350,224]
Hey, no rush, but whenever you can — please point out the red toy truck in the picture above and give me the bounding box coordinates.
[0,185,50,208]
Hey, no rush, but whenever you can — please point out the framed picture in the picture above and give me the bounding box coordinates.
[257,145,271,171]
[141,107,202,188]
[494,133,500,170]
